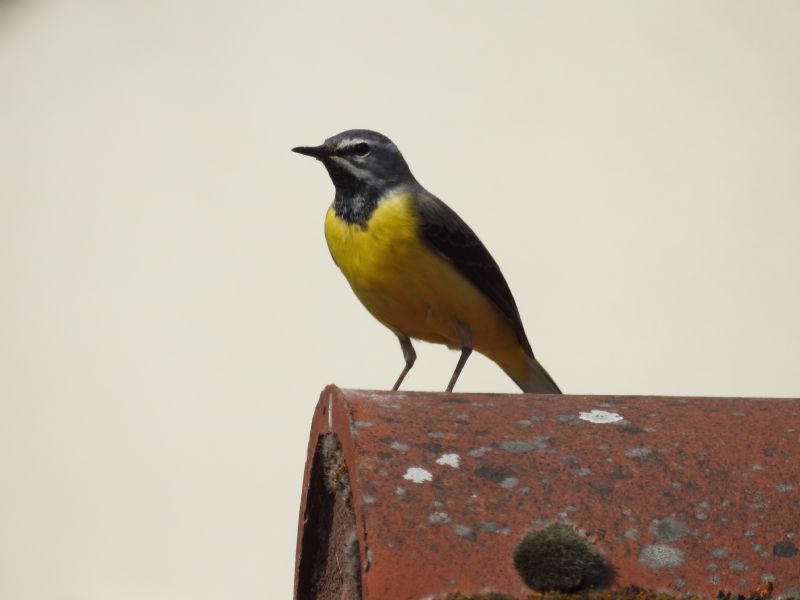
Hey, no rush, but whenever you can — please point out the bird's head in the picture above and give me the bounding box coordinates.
[292,129,415,197]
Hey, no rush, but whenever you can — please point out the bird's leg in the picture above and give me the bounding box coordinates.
[446,324,473,392]
[392,334,416,391]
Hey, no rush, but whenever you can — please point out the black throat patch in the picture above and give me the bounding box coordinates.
[332,190,382,227]
[324,159,384,227]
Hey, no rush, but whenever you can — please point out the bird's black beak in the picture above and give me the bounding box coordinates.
[291,144,332,159]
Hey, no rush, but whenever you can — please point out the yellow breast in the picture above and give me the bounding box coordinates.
[324,192,421,290]
[323,192,520,357]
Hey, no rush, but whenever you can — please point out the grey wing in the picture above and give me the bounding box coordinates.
[414,190,535,357]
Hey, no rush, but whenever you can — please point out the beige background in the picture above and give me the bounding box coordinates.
[1,1,799,598]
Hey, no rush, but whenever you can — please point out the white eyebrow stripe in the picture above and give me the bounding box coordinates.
[335,138,366,150]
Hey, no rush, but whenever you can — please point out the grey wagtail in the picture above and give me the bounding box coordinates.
[293,129,561,394]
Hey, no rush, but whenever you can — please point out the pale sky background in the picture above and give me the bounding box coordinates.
[1,1,799,598]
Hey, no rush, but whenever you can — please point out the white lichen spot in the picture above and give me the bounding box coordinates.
[428,511,451,524]
[453,523,476,541]
[579,409,624,424]
[435,453,461,468]
[626,447,652,458]
[403,466,433,484]
[468,446,492,458]
[639,544,685,570]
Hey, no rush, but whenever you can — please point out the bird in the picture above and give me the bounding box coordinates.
[292,129,561,394]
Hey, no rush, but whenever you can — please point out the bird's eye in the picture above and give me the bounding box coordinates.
[353,142,370,156]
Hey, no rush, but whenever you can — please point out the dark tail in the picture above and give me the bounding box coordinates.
[514,354,562,394]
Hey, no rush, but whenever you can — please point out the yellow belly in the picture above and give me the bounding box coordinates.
[324,192,520,357]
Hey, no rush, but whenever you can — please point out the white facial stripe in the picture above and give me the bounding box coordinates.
[330,156,378,182]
